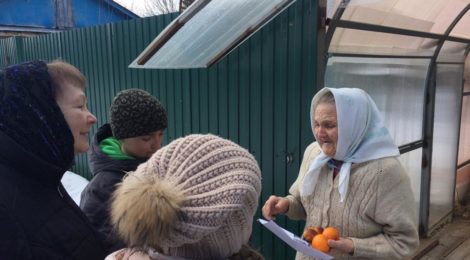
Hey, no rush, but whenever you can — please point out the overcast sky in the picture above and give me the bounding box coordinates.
[114,0,179,16]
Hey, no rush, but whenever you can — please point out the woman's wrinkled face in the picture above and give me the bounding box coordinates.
[56,83,97,154]
[120,130,165,159]
[313,103,338,157]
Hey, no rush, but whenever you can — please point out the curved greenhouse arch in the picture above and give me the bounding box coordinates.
[323,0,470,237]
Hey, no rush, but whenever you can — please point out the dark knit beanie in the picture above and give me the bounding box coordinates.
[110,89,167,139]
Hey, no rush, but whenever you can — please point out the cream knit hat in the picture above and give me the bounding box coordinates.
[110,134,262,259]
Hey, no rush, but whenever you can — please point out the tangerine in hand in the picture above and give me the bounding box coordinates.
[322,226,340,241]
[302,226,322,242]
[311,234,330,253]
[302,229,315,242]
[310,226,324,234]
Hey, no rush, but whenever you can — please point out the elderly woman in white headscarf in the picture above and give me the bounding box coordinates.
[262,87,419,259]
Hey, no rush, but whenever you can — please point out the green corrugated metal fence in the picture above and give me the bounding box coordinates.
[0,0,317,258]
[0,37,21,67]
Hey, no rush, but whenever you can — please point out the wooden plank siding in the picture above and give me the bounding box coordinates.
[0,1,317,258]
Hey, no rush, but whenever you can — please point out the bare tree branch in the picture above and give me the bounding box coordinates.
[141,0,178,16]
[116,0,178,16]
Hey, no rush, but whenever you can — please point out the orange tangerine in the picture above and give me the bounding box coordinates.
[309,226,324,235]
[322,226,340,241]
[311,234,330,253]
[302,229,315,242]
[302,226,322,242]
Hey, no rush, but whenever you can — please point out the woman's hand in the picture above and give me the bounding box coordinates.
[328,237,354,255]
[262,195,290,220]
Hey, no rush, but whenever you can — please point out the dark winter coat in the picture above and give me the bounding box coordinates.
[80,123,146,252]
[0,133,107,260]
[0,61,106,260]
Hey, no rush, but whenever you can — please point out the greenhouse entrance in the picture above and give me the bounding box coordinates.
[324,0,470,238]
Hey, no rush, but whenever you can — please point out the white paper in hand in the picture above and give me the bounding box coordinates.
[258,219,333,260]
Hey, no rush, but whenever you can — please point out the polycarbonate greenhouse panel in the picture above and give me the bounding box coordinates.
[129,0,296,69]
[429,64,464,228]
[437,41,467,63]
[451,9,470,40]
[328,0,470,36]
[398,148,422,226]
[325,57,429,147]
[329,28,438,56]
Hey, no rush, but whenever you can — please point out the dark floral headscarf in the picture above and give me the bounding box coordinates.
[0,60,74,170]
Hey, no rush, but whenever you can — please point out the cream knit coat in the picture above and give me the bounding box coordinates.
[286,142,419,260]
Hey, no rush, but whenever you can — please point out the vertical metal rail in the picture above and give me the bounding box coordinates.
[315,0,327,92]
[319,0,350,93]
[420,3,470,236]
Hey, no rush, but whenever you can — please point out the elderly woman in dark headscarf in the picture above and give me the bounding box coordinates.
[0,60,106,259]
[262,87,419,259]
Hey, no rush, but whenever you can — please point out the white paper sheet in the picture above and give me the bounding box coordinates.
[61,171,89,205]
[258,219,334,260]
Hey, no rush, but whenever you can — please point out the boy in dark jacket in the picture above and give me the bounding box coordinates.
[80,89,167,252]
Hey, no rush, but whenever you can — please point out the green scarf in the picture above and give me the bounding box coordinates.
[99,137,134,160]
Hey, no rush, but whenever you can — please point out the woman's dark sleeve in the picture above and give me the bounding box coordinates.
[0,206,32,259]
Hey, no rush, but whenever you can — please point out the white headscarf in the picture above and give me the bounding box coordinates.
[300,87,399,201]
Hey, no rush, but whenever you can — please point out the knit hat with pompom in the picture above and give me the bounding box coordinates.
[110,134,262,259]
